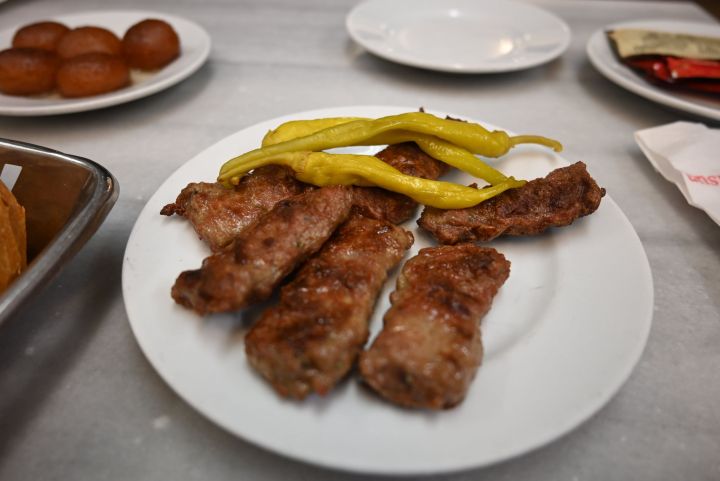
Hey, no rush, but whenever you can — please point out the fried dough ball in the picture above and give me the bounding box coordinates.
[12,21,70,52]
[56,26,123,59]
[123,19,180,70]
[0,48,59,96]
[56,53,130,98]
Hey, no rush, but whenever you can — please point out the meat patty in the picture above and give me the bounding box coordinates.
[160,165,308,252]
[359,245,510,409]
[376,141,448,180]
[172,185,354,314]
[245,215,413,399]
[418,162,605,244]
[161,143,444,252]
[242,144,439,397]
[352,142,448,225]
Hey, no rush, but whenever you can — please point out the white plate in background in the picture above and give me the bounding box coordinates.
[346,0,570,73]
[0,10,211,116]
[123,106,653,475]
[587,20,720,121]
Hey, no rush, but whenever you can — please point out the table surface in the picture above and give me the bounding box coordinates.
[0,1,718,480]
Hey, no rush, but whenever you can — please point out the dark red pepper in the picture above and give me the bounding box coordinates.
[623,55,720,95]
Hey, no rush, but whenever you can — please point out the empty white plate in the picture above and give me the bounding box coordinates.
[346,0,570,73]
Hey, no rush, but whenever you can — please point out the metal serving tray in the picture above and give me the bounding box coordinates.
[0,138,118,326]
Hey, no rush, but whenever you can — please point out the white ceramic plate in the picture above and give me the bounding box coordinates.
[0,10,211,116]
[346,0,570,73]
[587,20,720,121]
[122,106,653,475]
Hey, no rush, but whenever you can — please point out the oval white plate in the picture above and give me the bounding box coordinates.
[0,10,211,116]
[587,20,720,121]
[122,106,653,475]
[346,0,570,73]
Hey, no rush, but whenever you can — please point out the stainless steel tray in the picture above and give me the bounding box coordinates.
[0,138,118,325]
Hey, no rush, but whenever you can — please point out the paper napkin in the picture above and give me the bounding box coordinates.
[635,121,720,226]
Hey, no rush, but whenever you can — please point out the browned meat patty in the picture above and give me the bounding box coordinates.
[352,142,448,225]
[418,162,606,245]
[351,187,415,225]
[242,144,440,397]
[376,141,448,179]
[172,186,354,314]
[245,215,414,399]
[160,165,308,252]
[359,245,510,409]
[161,143,444,252]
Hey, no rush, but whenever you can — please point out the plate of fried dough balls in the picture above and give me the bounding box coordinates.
[0,10,210,116]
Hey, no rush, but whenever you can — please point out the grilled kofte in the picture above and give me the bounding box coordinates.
[352,142,447,224]
[246,215,413,399]
[418,162,605,244]
[243,144,443,398]
[161,165,309,252]
[162,143,445,253]
[169,143,444,315]
[360,245,510,409]
[172,185,354,315]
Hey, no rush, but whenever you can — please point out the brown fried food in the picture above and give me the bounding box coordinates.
[12,21,70,52]
[0,48,59,96]
[56,53,130,98]
[172,185,354,315]
[161,166,309,252]
[0,179,26,293]
[123,19,180,70]
[352,142,447,224]
[418,162,605,244]
[360,245,510,409]
[56,26,122,59]
[246,216,413,399]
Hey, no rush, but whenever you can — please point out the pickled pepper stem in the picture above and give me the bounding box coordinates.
[509,135,563,152]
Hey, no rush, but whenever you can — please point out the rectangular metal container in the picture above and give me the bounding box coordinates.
[0,138,118,325]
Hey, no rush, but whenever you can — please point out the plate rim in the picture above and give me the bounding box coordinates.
[586,19,720,121]
[122,105,654,475]
[345,0,571,74]
[0,9,211,116]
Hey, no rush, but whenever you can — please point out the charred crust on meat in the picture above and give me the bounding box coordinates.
[360,245,509,409]
[418,162,605,244]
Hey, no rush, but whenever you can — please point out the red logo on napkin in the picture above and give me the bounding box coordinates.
[686,173,720,186]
